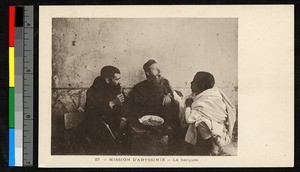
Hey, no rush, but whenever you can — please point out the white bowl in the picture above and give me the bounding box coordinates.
[138,115,164,126]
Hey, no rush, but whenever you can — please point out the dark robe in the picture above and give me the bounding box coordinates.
[84,76,130,154]
[129,78,174,118]
[129,78,181,146]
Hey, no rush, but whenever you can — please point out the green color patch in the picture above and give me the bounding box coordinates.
[9,87,14,128]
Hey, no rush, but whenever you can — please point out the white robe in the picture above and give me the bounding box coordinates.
[173,87,236,146]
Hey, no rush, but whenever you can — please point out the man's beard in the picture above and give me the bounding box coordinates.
[148,74,162,83]
[149,74,163,84]
[108,82,121,92]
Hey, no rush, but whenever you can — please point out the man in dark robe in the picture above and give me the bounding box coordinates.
[84,66,131,154]
[129,60,181,153]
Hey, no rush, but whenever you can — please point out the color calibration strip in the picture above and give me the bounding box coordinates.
[9,6,16,167]
[9,5,34,167]
[15,6,25,166]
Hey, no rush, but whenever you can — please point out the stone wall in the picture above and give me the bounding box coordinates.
[51,18,238,154]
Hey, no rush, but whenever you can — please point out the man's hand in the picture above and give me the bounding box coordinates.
[119,117,127,129]
[162,93,172,106]
[164,79,174,93]
[110,94,124,107]
[185,98,194,107]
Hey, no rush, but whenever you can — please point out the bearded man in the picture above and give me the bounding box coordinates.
[129,59,182,152]
[84,66,130,154]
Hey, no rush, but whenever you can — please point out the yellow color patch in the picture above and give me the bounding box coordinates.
[9,47,15,87]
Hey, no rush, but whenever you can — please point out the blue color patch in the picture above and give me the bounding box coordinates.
[9,128,15,166]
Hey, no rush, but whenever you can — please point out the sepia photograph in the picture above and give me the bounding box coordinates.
[51,18,238,156]
[39,5,293,168]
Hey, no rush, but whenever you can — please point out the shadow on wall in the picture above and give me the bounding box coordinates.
[52,18,238,96]
[51,18,238,154]
[51,86,238,155]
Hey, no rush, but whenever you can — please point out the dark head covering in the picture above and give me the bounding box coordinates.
[143,59,157,71]
[193,71,215,90]
[100,65,120,78]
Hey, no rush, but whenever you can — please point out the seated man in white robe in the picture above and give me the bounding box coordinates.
[183,72,236,155]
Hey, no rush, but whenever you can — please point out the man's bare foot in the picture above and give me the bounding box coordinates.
[210,139,220,156]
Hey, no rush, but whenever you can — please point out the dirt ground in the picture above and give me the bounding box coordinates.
[52,120,238,156]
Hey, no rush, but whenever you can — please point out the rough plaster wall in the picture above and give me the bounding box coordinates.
[52,18,238,123]
[51,18,238,154]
